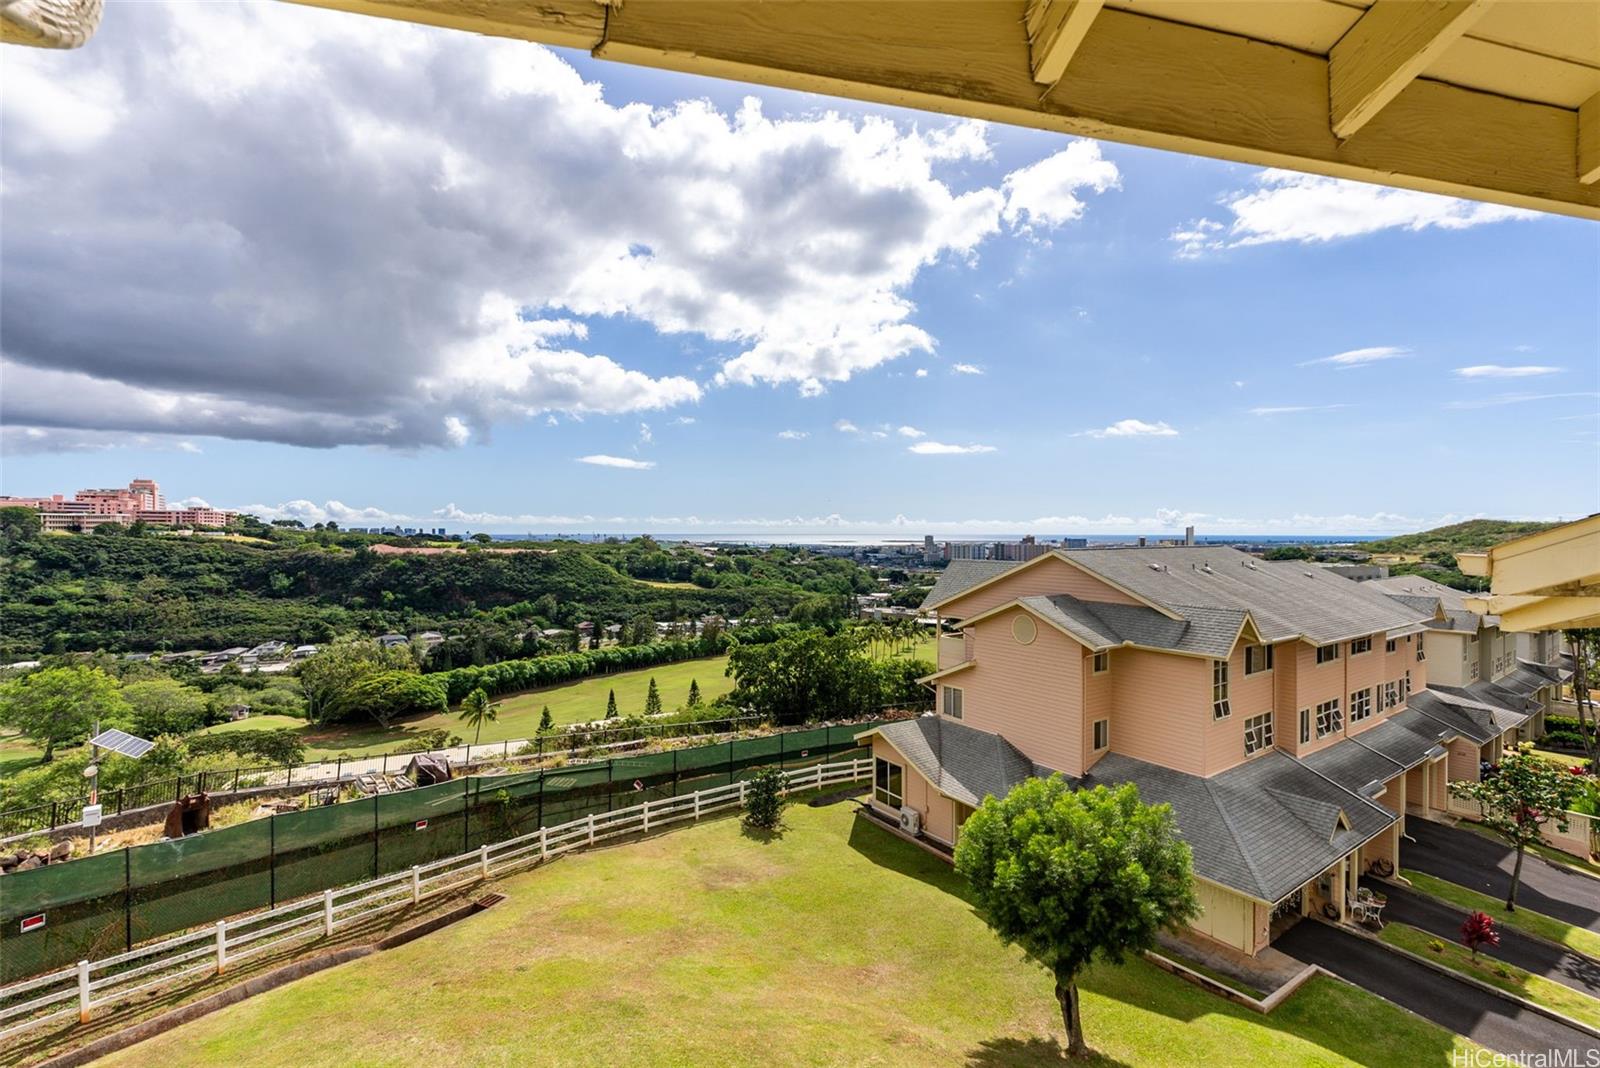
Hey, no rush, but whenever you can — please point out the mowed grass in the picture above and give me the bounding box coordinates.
[0,732,45,778]
[1403,869,1600,959]
[99,802,1475,1068]
[1381,922,1600,1030]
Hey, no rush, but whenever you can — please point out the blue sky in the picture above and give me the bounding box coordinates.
[2,2,1595,537]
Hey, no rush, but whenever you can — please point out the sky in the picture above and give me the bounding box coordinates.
[2,2,1596,538]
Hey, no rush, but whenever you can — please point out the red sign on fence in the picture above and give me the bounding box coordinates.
[414,819,428,831]
[633,780,643,791]
[19,913,45,934]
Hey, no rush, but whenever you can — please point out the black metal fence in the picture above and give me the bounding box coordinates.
[0,721,886,983]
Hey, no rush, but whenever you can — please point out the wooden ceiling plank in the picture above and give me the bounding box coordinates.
[1580,91,1600,184]
[1027,0,1106,88]
[287,0,608,50]
[1330,0,1493,139]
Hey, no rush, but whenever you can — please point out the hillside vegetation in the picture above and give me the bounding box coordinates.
[1363,519,1558,557]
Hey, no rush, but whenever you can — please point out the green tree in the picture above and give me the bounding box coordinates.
[686,679,701,708]
[0,506,41,543]
[458,687,498,745]
[0,666,129,762]
[1449,744,1583,911]
[644,677,662,717]
[605,689,618,719]
[472,532,493,545]
[538,706,555,732]
[123,678,209,737]
[299,639,416,724]
[954,778,1199,1058]
[325,671,446,728]
[743,765,787,831]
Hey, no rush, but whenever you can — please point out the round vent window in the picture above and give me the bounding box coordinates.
[1012,615,1037,645]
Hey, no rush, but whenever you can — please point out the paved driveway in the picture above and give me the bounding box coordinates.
[1366,877,1600,999]
[1277,920,1600,1060]
[1404,819,1600,931]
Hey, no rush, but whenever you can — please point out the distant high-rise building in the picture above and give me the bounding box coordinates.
[1184,525,1196,546]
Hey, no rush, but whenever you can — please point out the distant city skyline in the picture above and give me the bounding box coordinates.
[2,2,1595,535]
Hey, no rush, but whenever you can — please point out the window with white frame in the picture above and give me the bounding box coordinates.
[942,686,963,720]
[1092,719,1110,750]
[1299,708,1311,744]
[1385,638,1397,654]
[1315,698,1342,738]
[1212,659,1231,719]
[1244,712,1274,755]
[1402,671,1411,700]
[1350,636,1372,656]
[1091,651,1110,675]
[1383,681,1398,710]
[874,757,903,808]
[1350,688,1373,722]
[1417,633,1425,662]
[1316,644,1340,665]
[1244,644,1274,675]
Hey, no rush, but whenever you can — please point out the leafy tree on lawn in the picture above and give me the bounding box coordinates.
[605,689,618,719]
[743,765,786,832]
[299,639,417,725]
[686,679,701,708]
[123,678,209,737]
[325,671,447,728]
[458,687,498,745]
[1449,744,1584,911]
[644,678,662,717]
[0,666,129,763]
[955,778,1199,1059]
[1461,911,1499,960]
[0,505,41,544]
[538,706,555,732]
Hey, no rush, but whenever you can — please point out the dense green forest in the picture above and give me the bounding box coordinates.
[0,519,875,658]
[1360,519,1558,557]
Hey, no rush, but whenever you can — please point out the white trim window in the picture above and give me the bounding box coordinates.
[1417,633,1426,662]
[1315,698,1343,738]
[1092,718,1110,751]
[1350,688,1373,723]
[874,757,903,808]
[1244,712,1274,755]
[1385,638,1397,654]
[942,686,964,720]
[1350,636,1373,656]
[1383,681,1399,710]
[1212,659,1231,719]
[1401,670,1412,700]
[1299,708,1311,745]
[1091,651,1110,675]
[1316,644,1341,665]
[1244,644,1274,676]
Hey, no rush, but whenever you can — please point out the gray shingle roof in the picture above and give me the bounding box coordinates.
[921,560,1021,611]
[1301,738,1406,798]
[1410,689,1513,744]
[864,716,1044,808]
[1019,595,1247,658]
[1061,546,1430,644]
[1080,750,1396,903]
[1340,709,1451,769]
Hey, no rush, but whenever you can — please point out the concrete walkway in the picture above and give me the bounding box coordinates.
[1404,818,1600,931]
[1277,920,1600,1060]
[1367,877,1600,1000]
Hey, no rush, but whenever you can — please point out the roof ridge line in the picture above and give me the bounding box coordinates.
[1284,749,1395,821]
[1200,777,1273,901]
[1343,731,1408,774]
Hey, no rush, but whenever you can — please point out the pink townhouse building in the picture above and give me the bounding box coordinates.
[856,546,1541,957]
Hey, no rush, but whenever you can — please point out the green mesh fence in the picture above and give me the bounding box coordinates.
[0,721,887,983]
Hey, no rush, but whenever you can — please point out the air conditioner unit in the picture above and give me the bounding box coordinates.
[899,806,921,836]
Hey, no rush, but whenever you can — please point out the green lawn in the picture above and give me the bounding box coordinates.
[1533,748,1591,770]
[1382,922,1600,1030]
[97,802,1475,1068]
[1402,869,1600,959]
[0,732,44,778]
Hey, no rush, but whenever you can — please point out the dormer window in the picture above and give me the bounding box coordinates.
[1212,659,1231,719]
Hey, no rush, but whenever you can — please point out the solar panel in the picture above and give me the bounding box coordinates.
[89,728,155,759]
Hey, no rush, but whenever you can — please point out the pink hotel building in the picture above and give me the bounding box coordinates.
[0,479,236,531]
[857,546,1568,957]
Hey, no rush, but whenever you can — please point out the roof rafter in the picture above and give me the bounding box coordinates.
[1329,0,1492,140]
[1025,0,1104,90]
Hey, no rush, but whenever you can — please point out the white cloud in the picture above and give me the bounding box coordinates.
[637,422,653,445]
[907,441,997,455]
[1,2,1119,452]
[1299,346,1411,369]
[176,440,203,453]
[914,368,928,378]
[1249,404,1348,416]
[576,454,655,470]
[897,425,925,438]
[1444,392,1599,410]
[1077,419,1178,439]
[670,416,696,425]
[951,363,984,375]
[1453,365,1563,379]
[777,429,809,440]
[834,420,860,434]
[1172,170,1537,257]
[1000,141,1120,232]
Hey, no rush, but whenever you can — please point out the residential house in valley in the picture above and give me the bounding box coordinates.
[857,546,1548,958]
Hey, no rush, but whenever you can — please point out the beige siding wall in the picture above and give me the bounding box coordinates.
[938,634,966,671]
[939,555,1143,620]
[1293,641,1348,758]
[956,607,1085,776]
[1345,637,1384,739]
[1109,648,1209,776]
[1274,639,1303,756]
[869,736,957,844]
[1190,880,1256,953]
[1428,632,1469,688]
[1082,651,1114,773]
[1206,643,1275,775]
[1429,757,1450,810]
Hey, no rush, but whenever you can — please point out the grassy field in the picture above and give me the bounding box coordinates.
[97,801,1474,1068]
[0,732,44,778]
[1381,922,1600,1030]
[1403,869,1600,959]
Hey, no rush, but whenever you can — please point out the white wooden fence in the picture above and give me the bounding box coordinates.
[0,758,873,1042]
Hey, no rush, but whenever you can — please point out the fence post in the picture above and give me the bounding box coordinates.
[643,799,651,834]
[77,960,92,1022]
[214,920,228,974]
[322,889,335,937]
[233,769,240,793]
[694,790,701,821]
[739,780,747,805]
[539,826,548,860]
[479,844,491,879]
[336,757,343,783]
[50,800,58,831]
[587,813,596,845]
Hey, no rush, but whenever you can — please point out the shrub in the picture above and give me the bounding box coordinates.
[1427,939,1446,953]
[742,765,787,831]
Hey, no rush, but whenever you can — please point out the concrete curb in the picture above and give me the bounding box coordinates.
[1378,874,1600,968]
[1141,949,1326,1015]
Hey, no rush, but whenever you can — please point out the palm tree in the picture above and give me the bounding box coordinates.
[458,687,498,746]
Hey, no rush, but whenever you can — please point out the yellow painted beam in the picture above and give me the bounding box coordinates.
[1580,91,1600,185]
[288,0,608,49]
[1329,0,1490,140]
[1469,595,1600,633]
[1026,0,1104,89]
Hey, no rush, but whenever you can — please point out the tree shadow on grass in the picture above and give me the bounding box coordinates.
[965,1036,1131,1068]
[845,810,971,898]
[739,819,786,844]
